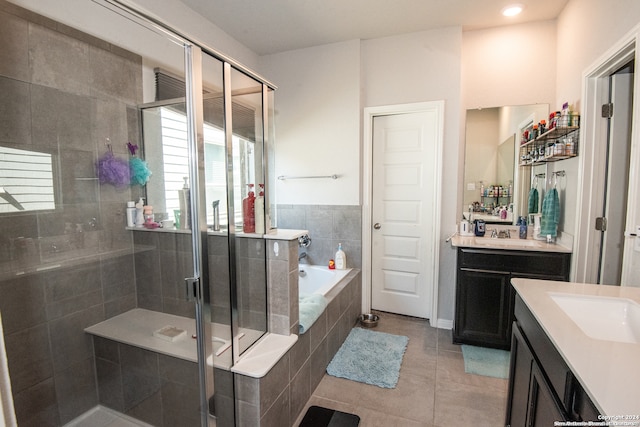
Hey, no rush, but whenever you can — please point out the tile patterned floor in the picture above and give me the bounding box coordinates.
[295,311,508,427]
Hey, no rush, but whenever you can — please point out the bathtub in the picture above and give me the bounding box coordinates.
[298,265,351,296]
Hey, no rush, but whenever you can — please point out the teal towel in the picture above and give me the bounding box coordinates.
[527,188,539,214]
[299,294,328,334]
[540,188,560,237]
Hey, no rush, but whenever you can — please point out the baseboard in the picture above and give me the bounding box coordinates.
[434,318,453,330]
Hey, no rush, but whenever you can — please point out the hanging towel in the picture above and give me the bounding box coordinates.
[527,188,539,214]
[0,312,17,427]
[540,188,560,237]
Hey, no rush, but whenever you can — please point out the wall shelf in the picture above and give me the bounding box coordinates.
[519,125,579,167]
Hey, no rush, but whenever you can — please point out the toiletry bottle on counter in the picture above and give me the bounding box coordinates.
[243,184,256,233]
[178,177,190,230]
[335,243,346,270]
[135,197,145,227]
[254,184,265,234]
[518,216,528,239]
[126,201,136,227]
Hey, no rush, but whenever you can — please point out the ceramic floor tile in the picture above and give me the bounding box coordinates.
[436,349,508,392]
[433,379,508,427]
[304,312,509,427]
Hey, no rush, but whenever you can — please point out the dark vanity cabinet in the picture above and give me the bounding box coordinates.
[505,295,600,426]
[454,248,570,349]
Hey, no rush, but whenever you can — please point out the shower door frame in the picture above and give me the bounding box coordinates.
[96,1,277,425]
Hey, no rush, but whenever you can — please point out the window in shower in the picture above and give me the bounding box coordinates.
[0,145,56,213]
[142,104,255,228]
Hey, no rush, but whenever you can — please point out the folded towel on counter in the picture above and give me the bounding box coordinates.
[527,188,539,214]
[540,188,560,237]
[299,293,328,334]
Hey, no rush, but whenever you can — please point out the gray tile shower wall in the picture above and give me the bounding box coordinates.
[93,337,200,427]
[133,231,195,318]
[276,205,362,269]
[0,2,142,425]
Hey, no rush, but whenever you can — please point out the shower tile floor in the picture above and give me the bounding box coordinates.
[64,406,154,427]
[295,310,509,427]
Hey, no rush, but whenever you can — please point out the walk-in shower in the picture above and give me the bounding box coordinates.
[0,0,275,425]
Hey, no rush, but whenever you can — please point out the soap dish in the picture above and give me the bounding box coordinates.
[153,325,187,342]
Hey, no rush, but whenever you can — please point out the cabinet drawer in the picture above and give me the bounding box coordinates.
[458,248,570,278]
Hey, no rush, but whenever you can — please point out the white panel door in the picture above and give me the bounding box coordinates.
[371,110,441,318]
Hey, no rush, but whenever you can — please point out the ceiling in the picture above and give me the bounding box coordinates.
[179,0,569,56]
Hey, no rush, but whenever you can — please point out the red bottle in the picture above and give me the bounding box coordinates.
[243,184,256,233]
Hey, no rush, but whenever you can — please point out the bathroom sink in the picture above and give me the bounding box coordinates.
[549,293,640,344]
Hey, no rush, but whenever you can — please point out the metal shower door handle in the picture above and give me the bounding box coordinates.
[373,223,381,230]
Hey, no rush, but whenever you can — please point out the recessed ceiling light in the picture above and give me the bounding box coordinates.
[502,4,524,17]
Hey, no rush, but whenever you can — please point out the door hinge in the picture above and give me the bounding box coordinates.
[595,217,607,232]
[185,277,201,301]
[601,103,614,118]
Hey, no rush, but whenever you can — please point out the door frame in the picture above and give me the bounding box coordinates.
[573,25,640,285]
[362,101,444,327]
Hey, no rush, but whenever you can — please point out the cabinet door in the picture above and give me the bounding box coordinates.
[505,323,534,427]
[454,268,511,348]
[528,362,567,426]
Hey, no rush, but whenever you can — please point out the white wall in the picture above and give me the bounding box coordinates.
[551,0,640,236]
[260,28,463,323]
[258,40,361,205]
[463,20,557,110]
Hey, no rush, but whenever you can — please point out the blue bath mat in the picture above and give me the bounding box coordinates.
[327,327,408,388]
[461,345,510,379]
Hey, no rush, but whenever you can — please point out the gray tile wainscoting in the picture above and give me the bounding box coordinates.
[276,205,362,269]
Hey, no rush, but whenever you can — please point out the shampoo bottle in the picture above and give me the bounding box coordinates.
[254,184,265,234]
[242,184,256,233]
[178,177,191,230]
[135,198,145,227]
[126,201,136,227]
[335,243,346,270]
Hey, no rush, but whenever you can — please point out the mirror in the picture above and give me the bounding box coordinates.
[463,104,549,224]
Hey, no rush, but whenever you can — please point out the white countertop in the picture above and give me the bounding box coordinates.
[451,235,572,253]
[511,278,640,416]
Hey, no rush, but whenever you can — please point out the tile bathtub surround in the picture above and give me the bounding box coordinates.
[276,205,362,269]
[0,2,143,425]
[234,269,361,427]
[267,238,300,335]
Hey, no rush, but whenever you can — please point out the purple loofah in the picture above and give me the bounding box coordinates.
[130,156,152,186]
[96,151,131,188]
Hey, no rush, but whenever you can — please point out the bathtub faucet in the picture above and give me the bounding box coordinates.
[298,234,311,248]
[298,252,307,262]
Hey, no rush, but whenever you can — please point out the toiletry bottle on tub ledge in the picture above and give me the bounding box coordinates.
[335,243,346,270]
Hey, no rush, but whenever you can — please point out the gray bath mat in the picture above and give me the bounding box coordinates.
[326,327,408,388]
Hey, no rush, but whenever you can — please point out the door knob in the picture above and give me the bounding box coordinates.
[373,223,381,230]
